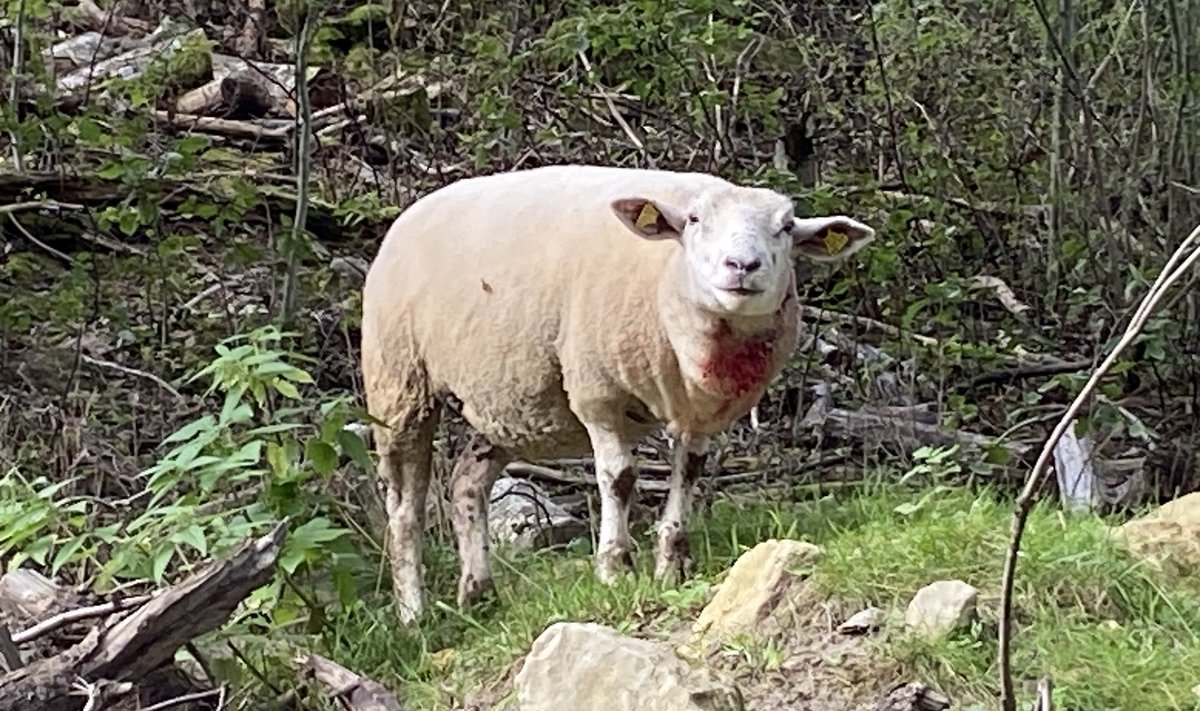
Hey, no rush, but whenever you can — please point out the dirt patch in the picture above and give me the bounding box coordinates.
[707,590,903,710]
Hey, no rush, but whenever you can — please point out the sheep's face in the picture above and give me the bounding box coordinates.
[611,187,876,317]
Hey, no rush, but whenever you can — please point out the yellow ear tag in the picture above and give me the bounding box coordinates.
[823,229,850,255]
[635,203,660,230]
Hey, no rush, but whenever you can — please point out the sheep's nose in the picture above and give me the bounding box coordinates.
[724,257,762,274]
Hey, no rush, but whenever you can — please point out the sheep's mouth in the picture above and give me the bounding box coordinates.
[720,287,763,296]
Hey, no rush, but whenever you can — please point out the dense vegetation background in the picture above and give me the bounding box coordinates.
[1,0,1198,708]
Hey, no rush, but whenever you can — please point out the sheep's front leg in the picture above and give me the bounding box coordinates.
[585,424,638,583]
[654,434,708,582]
[449,434,511,609]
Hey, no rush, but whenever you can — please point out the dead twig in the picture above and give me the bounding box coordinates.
[799,305,938,346]
[79,353,185,402]
[0,200,86,216]
[998,222,1200,711]
[11,595,152,646]
[6,213,75,264]
[137,687,224,711]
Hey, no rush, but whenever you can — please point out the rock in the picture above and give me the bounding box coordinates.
[693,539,822,642]
[903,580,978,639]
[488,477,587,551]
[1111,492,1200,574]
[838,606,885,635]
[1191,682,1200,701]
[515,621,743,711]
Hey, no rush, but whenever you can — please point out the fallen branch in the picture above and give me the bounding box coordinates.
[11,595,152,646]
[0,521,287,711]
[79,353,185,402]
[997,222,1200,711]
[78,0,152,36]
[298,653,404,711]
[803,403,1032,462]
[0,200,85,216]
[799,305,938,346]
[963,358,1092,390]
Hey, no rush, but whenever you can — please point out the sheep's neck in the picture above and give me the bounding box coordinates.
[697,318,780,399]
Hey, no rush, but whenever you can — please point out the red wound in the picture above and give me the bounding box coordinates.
[699,320,777,398]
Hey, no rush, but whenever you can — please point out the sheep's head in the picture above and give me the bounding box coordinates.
[611,186,875,317]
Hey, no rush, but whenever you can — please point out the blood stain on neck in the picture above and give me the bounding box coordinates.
[699,319,778,398]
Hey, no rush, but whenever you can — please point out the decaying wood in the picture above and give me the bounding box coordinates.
[175,68,275,118]
[0,627,19,673]
[43,32,130,74]
[207,53,343,118]
[0,570,78,624]
[0,522,286,711]
[78,0,153,36]
[235,0,268,59]
[11,594,152,646]
[802,402,1033,463]
[872,681,951,711]
[57,24,205,93]
[298,653,404,711]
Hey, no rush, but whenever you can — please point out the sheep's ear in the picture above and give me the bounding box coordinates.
[611,198,688,240]
[790,216,876,262]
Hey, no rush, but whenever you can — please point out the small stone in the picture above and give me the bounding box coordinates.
[838,606,885,635]
[903,580,978,640]
[693,539,823,643]
[487,477,587,551]
[1191,682,1200,700]
[1111,492,1200,574]
[515,622,744,711]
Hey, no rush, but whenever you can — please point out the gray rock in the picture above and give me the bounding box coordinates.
[488,477,587,551]
[838,606,885,635]
[515,622,743,711]
[903,580,978,639]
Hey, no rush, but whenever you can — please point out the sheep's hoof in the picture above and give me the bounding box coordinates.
[457,573,495,608]
[595,547,635,583]
[393,595,424,625]
[654,530,694,583]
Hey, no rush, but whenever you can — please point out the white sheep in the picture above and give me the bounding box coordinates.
[360,164,875,623]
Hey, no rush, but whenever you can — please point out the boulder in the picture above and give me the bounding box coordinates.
[488,477,587,551]
[903,580,978,640]
[1111,492,1200,574]
[692,539,822,643]
[515,622,743,711]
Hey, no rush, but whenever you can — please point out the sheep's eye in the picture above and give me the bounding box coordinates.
[687,214,699,225]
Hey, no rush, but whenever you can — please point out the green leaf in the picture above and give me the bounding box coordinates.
[306,440,338,476]
[273,379,302,400]
[337,429,374,471]
[51,535,91,576]
[171,524,209,557]
[152,546,175,584]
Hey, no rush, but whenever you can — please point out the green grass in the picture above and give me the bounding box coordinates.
[314,480,1200,711]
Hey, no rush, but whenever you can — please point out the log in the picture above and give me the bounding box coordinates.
[0,522,286,711]
[175,69,275,118]
[803,402,1033,464]
[299,653,405,711]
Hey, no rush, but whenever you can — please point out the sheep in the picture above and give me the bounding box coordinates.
[360,164,876,623]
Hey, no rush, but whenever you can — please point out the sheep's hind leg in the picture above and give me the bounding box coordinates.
[654,434,708,583]
[584,423,638,583]
[375,407,439,625]
[450,433,512,608]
